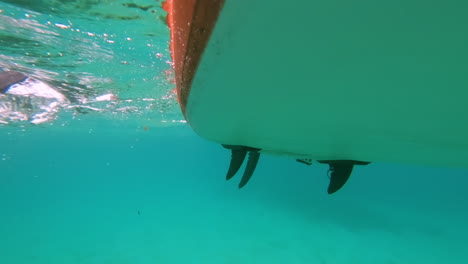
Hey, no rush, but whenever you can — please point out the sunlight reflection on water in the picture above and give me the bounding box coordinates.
[0,0,182,127]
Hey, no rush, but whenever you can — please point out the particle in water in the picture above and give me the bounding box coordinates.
[55,23,70,29]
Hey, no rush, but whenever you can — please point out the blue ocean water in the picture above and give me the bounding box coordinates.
[1,1,468,264]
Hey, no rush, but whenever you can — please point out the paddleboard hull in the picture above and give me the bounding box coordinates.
[165,0,468,168]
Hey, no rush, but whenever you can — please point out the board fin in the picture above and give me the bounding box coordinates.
[238,150,260,188]
[327,161,354,194]
[318,160,370,194]
[222,145,261,188]
[226,147,247,180]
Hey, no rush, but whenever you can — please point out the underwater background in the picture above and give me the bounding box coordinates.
[1,1,468,263]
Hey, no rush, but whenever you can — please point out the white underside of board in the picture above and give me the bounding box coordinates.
[186,0,468,168]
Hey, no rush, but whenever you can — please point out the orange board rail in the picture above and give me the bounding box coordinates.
[163,0,224,116]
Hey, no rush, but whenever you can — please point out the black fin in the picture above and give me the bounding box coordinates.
[226,148,248,180]
[327,161,354,194]
[238,150,260,188]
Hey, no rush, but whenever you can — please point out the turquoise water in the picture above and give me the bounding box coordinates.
[1,1,468,263]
